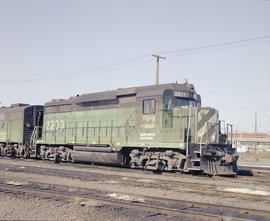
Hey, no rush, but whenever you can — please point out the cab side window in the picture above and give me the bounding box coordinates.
[143,99,155,114]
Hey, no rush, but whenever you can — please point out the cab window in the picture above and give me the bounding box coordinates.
[143,99,156,114]
[174,97,196,107]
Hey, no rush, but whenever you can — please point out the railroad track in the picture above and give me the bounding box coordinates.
[1,157,270,216]
[2,157,270,186]
[1,157,270,220]
[0,157,267,180]
[0,178,269,221]
[2,156,269,178]
[2,157,270,199]
[1,159,270,200]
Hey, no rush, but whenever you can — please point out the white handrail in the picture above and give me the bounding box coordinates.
[186,109,192,156]
[199,123,207,156]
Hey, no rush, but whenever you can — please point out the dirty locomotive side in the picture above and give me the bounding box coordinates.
[0,81,238,175]
[0,104,43,157]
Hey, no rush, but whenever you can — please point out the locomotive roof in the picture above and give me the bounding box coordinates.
[0,104,43,112]
[0,105,44,121]
[0,104,30,112]
[45,83,197,107]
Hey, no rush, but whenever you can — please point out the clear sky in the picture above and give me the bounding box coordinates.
[0,0,270,133]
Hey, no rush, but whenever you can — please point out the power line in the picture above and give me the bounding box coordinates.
[164,40,270,58]
[0,55,150,83]
[158,35,270,55]
[1,35,270,84]
[42,58,153,81]
[52,37,270,81]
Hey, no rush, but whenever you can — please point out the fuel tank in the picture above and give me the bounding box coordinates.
[70,150,124,166]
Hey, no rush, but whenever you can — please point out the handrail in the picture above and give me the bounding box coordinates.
[199,123,207,156]
[29,126,39,158]
[226,124,233,144]
[186,109,191,156]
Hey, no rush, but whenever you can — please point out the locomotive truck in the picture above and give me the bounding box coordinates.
[0,81,238,175]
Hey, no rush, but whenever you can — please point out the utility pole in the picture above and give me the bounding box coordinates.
[152,54,166,85]
[255,112,257,137]
[255,112,258,160]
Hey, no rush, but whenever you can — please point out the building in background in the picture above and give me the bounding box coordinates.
[230,132,270,152]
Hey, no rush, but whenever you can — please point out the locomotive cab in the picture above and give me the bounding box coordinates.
[159,82,238,175]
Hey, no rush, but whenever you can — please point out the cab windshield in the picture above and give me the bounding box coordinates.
[174,97,196,107]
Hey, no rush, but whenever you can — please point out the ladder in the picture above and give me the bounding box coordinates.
[185,150,202,172]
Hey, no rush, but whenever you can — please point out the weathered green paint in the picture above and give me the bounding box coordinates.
[0,105,44,146]
[0,107,25,144]
[197,108,219,143]
[39,107,136,146]
[38,101,220,150]
[197,108,216,130]
[0,119,24,143]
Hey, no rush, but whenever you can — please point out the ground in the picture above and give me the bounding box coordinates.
[0,152,270,220]
[238,151,270,166]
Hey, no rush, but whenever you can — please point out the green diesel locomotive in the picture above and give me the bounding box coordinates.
[0,104,43,157]
[0,81,238,175]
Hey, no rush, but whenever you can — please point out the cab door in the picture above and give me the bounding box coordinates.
[162,96,173,128]
[136,97,158,144]
[162,89,173,128]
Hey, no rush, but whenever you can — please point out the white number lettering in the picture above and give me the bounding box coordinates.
[55,120,60,130]
[46,120,65,131]
[46,121,51,131]
[50,121,55,130]
[60,120,65,129]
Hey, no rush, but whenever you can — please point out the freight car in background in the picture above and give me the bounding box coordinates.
[0,81,238,175]
[0,104,43,157]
